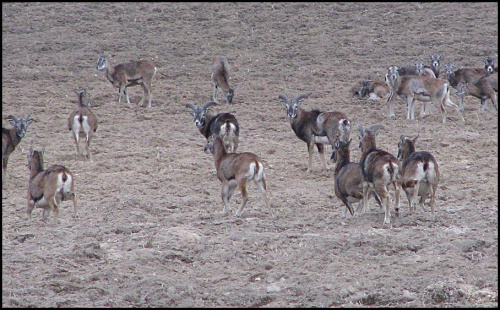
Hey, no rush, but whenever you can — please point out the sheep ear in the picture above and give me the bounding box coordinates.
[413,135,419,143]
[26,113,34,124]
[7,115,19,125]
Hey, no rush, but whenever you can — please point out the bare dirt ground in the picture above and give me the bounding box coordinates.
[2,3,498,307]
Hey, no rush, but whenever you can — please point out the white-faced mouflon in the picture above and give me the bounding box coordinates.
[386,65,463,123]
[483,57,498,74]
[67,90,98,161]
[397,135,440,216]
[443,58,497,90]
[358,124,401,225]
[211,56,236,104]
[186,100,239,153]
[204,135,274,217]
[278,93,351,173]
[396,53,444,78]
[27,147,77,224]
[96,55,157,108]
[2,114,34,186]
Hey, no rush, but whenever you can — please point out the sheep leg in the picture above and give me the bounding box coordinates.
[68,190,78,219]
[316,143,329,171]
[374,183,391,224]
[27,200,35,221]
[342,200,355,217]
[139,83,146,107]
[361,181,370,214]
[306,140,315,173]
[429,184,437,215]
[146,80,153,108]
[394,182,401,216]
[255,178,274,218]
[220,181,234,215]
[42,207,51,222]
[72,126,81,157]
[212,82,219,103]
[235,180,249,217]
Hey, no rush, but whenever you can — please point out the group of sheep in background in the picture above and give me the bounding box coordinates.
[351,54,498,119]
[2,53,497,225]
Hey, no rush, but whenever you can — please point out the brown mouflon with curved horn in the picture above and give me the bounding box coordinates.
[186,100,239,153]
[278,93,351,173]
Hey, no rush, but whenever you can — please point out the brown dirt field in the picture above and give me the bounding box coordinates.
[2,2,498,307]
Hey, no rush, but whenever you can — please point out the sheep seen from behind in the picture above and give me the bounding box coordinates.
[204,135,274,217]
[397,135,440,215]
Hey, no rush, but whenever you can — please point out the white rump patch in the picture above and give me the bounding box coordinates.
[72,116,82,140]
[338,118,351,132]
[413,162,426,180]
[82,116,91,136]
[58,172,73,194]
[34,196,49,208]
[245,162,256,179]
[426,162,436,180]
[254,162,265,181]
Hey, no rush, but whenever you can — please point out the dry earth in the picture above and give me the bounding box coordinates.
[2,2,498,307]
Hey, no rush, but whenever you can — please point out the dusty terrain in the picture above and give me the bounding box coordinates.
[2,2,498,307]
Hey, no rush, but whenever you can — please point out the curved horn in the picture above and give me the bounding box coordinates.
[278,94,290,102]
[368,124,385,134]
[185,103,197,112]
[201,100,217,111]
[292,93,309,103]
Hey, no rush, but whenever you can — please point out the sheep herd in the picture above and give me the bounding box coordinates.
[2,53,498,226]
